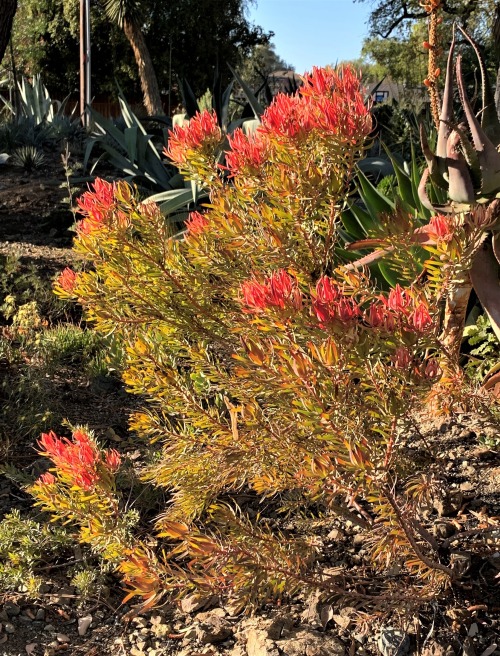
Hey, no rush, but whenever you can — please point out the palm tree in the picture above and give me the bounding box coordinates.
[103,0,164,115]
[0,0,17,64]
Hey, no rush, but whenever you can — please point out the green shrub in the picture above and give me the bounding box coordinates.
[30,65,491,618]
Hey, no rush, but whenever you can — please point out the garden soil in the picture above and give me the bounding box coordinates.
[0,160,499,656]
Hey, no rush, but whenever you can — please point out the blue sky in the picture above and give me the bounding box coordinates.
[248,0,373,74]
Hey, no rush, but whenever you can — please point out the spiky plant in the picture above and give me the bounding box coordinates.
[11,146,46,172]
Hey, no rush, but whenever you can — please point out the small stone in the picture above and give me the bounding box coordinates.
[56,634,70,643]
[278,628,345,656]
[78,615,92,636]
[433,491,463,517]
[377,627,410,656]
[462,637,476,656]
[433,522,455,539]
[181,593,216,614]
[5,602,21,617]
[25,644,38,655]
[44,624,56,632]
[130,648,146,656]
[195,611,233,644]
[4,622,15,634]
[51,585,75,605]
[421,642,455,656]
[151,622,170,638]
[468,623,479,637]
[353,534,366,547]
[132,617,148,628]
[35,609,45,621]
[246,628,279,656]
[327,528,344,541]
[460,482,475,492]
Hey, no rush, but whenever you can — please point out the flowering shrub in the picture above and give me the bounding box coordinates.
[42,66,465,612]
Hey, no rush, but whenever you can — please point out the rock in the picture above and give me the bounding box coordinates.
[151,622,170,638]
[50,584,75,605]
[229,647,246,656]
[246,628,279,656]
[194,610,233,644]
[266,615,295,640]
[44,624,56,632]
[56,634,70,643]
[377,627,410,656]
[327,528,344,541]
[468,623,479,637]
[433,522,455,539]
[4,622,15,634]
[130,648,146,656]
[332,606,356,631]
[25,644,38,655]
[462,638,476,656]
[278,628,345,656]
[132,617,148,628]
[433,491,463,517]
[300,590,322,625]
[421,642,455,656]
[35,609,45,621]
[181,593,217,614]
[78,615,92,636]
[353,534,366,547]
[4,602,21,617]
[460,482,475,493]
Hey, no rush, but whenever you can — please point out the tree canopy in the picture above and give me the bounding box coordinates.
[5,0,271,107]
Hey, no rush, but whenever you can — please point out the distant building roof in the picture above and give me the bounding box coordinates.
[365,79,401,103]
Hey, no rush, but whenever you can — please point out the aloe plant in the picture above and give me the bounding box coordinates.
[416,25,500,356]
[346,26,500,363]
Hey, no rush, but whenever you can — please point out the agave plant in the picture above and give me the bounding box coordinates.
[0,75,73,126]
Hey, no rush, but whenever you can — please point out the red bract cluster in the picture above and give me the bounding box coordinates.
[225,128,268,176]
[57,267,77,293]
[367,285,433,334]
[166,111,222,166]
[260,66,371,142]
[39,472,56,486]
[241,270,302,312]
[77,178,116,235]
[186,211,210,236]
[425,214,455,243]
[38,430,121,491]
[312,276,360,325]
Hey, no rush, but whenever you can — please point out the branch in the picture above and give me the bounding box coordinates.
[371,0,481,38]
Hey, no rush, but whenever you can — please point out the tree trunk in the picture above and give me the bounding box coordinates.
[0,0,17,65]
[123,17,164,116]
